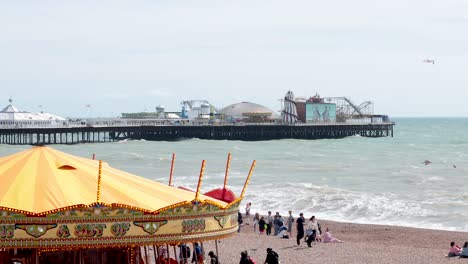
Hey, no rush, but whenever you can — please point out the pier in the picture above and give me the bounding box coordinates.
[0,122,394,145]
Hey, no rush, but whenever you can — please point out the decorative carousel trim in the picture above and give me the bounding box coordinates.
[0,225,239,249]
[15,224,57,238]
[134,220,168,235]
[0,209,239,224]
[0,197,237,218]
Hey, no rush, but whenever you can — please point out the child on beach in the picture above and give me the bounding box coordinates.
[448,241,462,257]
[258,216,266,235]
[239,250,256,264]
[322,227,343,243]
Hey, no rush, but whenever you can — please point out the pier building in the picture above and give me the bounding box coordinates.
[0,93,395,145]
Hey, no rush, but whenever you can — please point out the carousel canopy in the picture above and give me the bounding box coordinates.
[0,146,228,215]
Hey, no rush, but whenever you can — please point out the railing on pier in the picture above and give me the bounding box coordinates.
[0,121,395,145]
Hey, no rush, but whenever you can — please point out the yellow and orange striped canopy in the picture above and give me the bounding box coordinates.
[0,146,228,215]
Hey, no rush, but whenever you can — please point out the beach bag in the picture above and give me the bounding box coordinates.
[248,257,256,264]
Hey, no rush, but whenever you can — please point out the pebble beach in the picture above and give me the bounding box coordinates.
[202,219,468,264]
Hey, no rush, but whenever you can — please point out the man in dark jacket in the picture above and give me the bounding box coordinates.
[208,251,219,264]
[296,213,305,245]
[264,248,279,264]
[238,211,243,233]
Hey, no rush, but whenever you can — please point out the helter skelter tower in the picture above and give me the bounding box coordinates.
[281,91,299,123]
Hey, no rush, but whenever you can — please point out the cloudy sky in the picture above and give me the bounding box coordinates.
[1,0,467,117]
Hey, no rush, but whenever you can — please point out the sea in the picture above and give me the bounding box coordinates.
[1,117,468,232]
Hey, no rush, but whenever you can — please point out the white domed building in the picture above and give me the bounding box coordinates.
[218,102,279,122]
[0,99,66,128]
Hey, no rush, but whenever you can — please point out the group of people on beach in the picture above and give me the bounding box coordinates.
[448,241,468,258]
[241,203,344,247]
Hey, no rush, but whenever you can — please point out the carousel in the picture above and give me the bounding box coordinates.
[0,147,254,264]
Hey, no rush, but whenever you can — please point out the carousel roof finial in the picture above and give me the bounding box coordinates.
[240,160,256,198]
[96,160,103,203]
[194,160,206,202]
[223,153,231,189]
[168,153,176,186]
[8,98,13,104]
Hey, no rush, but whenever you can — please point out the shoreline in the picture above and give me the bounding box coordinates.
[201,218,468,264]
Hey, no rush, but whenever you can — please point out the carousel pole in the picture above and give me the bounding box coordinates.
[166,244,170,263]
[194,160,206,201]
[201,242,205,261]
[173,246,178,262]
[223,153,231,200]
[215,240,219,262]
[168,153,176,186]
[153,245,158,264]
[96,160,103,203]
[240,160,256,198]
[144,246,149,264]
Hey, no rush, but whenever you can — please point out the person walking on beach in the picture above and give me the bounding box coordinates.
[266,211,274,236]
[192,242,204,263]
[237,211,243,233]
[258,216,267,235]
[253,212,260,234]
[306,216,319,247]
[208,251,219,264]
[296,213,305,245]
[273,212,284,236]
[287,210,294,237]
[264,248,279,264]
[245,202,252,225]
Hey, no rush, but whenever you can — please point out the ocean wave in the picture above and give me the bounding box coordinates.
[240,183,466,231]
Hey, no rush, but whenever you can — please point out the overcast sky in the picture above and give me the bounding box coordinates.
[1,0,467,117]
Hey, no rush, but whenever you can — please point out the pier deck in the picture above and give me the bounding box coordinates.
[0,122,394,145]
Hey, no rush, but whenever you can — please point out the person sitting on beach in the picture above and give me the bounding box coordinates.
[239,250,256,264]
[322,227,343,243]
[264,248,279,264]
[460,242,468,258]
[258,216,266,235]
[448,241,462,257]
[276,226,289,239]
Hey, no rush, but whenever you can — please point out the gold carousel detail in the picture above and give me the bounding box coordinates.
[0,147,254,264]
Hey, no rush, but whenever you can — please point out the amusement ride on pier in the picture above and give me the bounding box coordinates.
[0,91,394,145]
